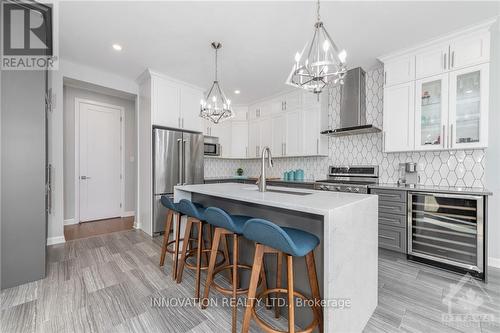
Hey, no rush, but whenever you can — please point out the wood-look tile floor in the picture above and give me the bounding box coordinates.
[1,230,499,333]
[64,217,134,241]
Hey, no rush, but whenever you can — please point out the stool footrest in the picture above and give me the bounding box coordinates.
[184,248,225,270]
[210,263,260,296]
[251,288,319,333]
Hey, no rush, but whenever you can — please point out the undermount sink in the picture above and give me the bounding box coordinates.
[242,187,312,196]
[267,189,312,196]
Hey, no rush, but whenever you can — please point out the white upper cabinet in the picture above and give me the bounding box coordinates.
[449,32,490,70]
[415,74,449,151]
[283,91,301,111]
[383,55,415,87]
[180,85,203,132]
[231,121,248,158]
[271,114,286,156]
[232,106,248,122]
[147,72,205,132]
[448,63,489,149]
[383,82,415,152]
[248,120,261,158]
[415,45,449,79]
[380,21,492,152]
[152,77,180,128]
[285,110,302,156]
[260,117,273,153]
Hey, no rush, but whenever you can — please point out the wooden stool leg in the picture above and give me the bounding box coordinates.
[306,251,323,333]
[242,244,265,333]
[287,255,295,333]
[195,220,203,301]
[176,217,193,283]
[172,212,181,280]
[222,233,233,284]
[159,210,173,267]
[201,227,222,309]
[275,251,283,318]
[260,259,272,310]
[231,234,239,333]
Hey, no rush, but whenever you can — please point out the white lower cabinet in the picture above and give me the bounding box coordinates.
[383,82,415,152]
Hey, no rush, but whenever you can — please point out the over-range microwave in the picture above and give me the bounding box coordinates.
[204,142,221,156]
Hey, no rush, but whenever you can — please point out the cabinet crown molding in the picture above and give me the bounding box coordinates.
[378,18,497,63]
[136,68,205,92]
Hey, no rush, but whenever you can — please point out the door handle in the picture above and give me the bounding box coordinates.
[183,140,187,184]
[451,51,455,68]
[80,175,91,180]
[177,138,182,185]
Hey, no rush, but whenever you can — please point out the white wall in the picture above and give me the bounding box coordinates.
[62,85,136,222]
[48,59,139,244]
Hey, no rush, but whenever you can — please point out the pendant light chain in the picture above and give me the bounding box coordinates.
[214,47,218,82]
[316,0,320,22]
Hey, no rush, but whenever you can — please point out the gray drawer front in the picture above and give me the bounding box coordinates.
[371,188,407,203]
[379,212,406,228]
[379,200,406,215]
[379,225,406,253]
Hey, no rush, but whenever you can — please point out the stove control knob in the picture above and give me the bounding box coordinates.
[353,188,360,193]
[346,187,352,192]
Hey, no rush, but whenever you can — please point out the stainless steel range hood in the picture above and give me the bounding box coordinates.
[321,67,381,137]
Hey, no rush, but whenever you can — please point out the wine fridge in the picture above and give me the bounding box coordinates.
[408,192,485,279]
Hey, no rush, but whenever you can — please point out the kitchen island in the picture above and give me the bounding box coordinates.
[174,183,378,332]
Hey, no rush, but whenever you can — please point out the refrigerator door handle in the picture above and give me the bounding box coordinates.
[183,140,188,185]
[177,138,183,185]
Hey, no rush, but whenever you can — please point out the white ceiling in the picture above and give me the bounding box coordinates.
[60,1,499,104]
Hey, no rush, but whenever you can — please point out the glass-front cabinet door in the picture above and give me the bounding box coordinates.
[415,74,449,150]
[448,63,489,149]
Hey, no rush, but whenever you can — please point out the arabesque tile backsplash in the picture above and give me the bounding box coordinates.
[205,67,486,188]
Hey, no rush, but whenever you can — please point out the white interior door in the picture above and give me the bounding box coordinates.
[79,101,122,222]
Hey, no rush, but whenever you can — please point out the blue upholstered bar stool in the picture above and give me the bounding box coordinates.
[176,199,226,301]
[201,207,270,333]
[241,219,323,333]
[159,196,184,280]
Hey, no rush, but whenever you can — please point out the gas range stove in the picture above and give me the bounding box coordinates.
[314,165,379,194]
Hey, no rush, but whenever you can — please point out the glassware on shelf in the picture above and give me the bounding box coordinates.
[455,70,480,144]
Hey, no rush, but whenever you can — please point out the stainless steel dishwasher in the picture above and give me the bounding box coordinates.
[407,192,485,279]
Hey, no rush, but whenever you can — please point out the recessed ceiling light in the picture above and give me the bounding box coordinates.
[234,90,240,94]
[112,44,122,51]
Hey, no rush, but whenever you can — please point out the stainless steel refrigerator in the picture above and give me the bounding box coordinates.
[153,127,204,233]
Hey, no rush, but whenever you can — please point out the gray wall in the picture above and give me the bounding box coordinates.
[1,70,47,289]
[63,85,137,221]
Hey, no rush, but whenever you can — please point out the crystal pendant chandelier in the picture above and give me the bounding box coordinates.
[200,42,234,124]
[286,0,347,94]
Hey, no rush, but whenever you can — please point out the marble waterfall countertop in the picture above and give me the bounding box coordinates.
[175,182,374,215]
[174,183,378,332]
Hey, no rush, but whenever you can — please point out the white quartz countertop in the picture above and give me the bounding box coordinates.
[174,183,374,215]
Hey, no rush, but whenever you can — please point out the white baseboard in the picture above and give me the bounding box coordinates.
[122,211,135,217]
[489,256,500,268]
[47,236,66,245]
[64,218,77,225]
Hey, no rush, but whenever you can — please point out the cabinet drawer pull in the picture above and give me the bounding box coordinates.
[380,235,396,241]
[451,51,455,68]
[380,205,399,211]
